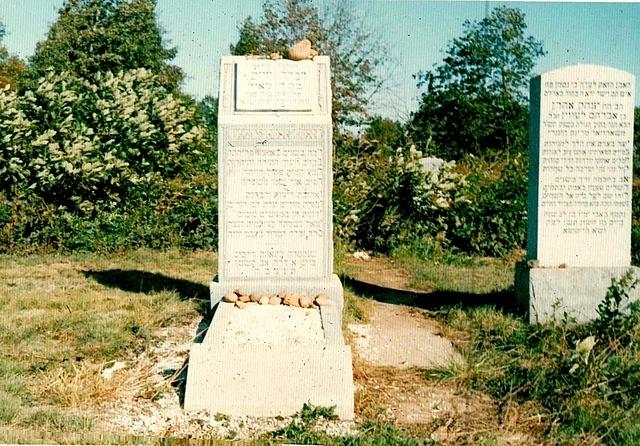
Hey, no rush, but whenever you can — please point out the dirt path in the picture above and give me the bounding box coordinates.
[344,255,423,292]
[344,255,545,445]
[348,301,463,369]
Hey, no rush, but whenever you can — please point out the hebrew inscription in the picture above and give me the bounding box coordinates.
[235,60,314,111]
[220,125,329,279]
[532,66,635,266]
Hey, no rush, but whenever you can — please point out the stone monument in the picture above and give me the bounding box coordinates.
[516,64,638,323]
[184,56,354,418]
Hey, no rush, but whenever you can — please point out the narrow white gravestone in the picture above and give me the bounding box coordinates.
[184,56,353,419]
[517,64,638,322]
[529,65,635,267]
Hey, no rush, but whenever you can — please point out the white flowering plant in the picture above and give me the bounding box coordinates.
[333,142,467,252]
[0,69,211,250]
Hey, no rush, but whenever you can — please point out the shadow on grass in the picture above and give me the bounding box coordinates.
[82,269,210,316]
[342,275,524,317]
[83,269,215,407]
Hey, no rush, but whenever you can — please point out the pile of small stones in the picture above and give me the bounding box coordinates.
[223,289,330,310]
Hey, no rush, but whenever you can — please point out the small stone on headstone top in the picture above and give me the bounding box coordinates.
[287,38,318,61]
[299,295,313,308]
[250,293,263,303]
[315,293,330,306]
[223,292,238,303]
[283,293,301,307]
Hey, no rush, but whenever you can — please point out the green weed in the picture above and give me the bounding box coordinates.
[436,272,640,445]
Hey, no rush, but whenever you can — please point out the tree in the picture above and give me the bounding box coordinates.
[409,6,546,160]
[230,0,386,129]
[0,21,27,90]
[28,0,182,89]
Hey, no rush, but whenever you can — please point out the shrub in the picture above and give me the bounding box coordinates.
[441,272,640,445]
[333,141,467,253]
[632,184,640,266]
[446,152,528,257]
[333,139,528,258]
[0,69,215,252]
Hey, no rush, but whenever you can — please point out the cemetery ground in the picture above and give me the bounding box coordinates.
[1,248,639,445]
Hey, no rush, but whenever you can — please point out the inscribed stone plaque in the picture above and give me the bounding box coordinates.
[219,124,331,279]
[528,65,635,267]
[235,60,315,111]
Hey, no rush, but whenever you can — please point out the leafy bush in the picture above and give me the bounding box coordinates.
[334,141,467,253]
[632,184,640,266]
[334,138,528,258]
[445,152,528,257]
[0,69,216,252]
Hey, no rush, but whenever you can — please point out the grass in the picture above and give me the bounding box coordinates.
[0,248,210,440]
[2,247,639,445]
[259,403,428,446]
[428,272,640,446]
[391,245,515,295]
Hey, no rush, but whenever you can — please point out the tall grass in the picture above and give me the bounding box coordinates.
[434,271,640,445]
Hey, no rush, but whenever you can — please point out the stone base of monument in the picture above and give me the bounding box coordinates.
[184,282,354,419]
[515,263,640,324]
[209,274,345,344]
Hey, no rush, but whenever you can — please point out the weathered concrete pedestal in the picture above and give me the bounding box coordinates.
[516,264,640,323]
[184,56,353,418]
[184,302,354,419]
[517,65,636,323]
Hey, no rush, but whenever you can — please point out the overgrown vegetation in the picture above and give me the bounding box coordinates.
[334,136,528,257]
[437,271,640,445]
[27,0,183,90]
[0,68,216,252]
[261,403,427,445]
[0,0,216,253]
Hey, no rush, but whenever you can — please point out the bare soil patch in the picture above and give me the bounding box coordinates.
[344,255,423,292]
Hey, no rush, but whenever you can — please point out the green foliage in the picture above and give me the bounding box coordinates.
[0,69,216,252]
[196,95,218,150]
[410,6,545,160]
[632,184,640,266]
[445,153,528,256]
[230,17,262,56]
[441,273,640,445]
[634,107,640,178]
[334,141,467,253]
[265,404,425,445]
[28,0,182,90]
[334,130,527,257]
[230,0,386,128]
[360,116,407,152]
[594,270,640,345]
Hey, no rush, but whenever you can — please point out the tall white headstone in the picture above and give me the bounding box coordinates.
[184,56,353,419]
[214,56,341,298]
[517,64,638,322]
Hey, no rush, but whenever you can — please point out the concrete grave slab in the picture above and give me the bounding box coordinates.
[185,302,354,419]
